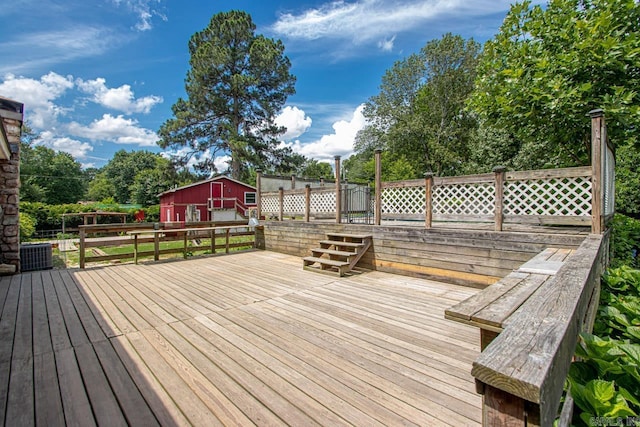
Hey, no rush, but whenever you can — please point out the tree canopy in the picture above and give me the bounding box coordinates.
[158,10,297,182]
[469,0,640,169]
[20,128,87,204]
[354,33,480,176]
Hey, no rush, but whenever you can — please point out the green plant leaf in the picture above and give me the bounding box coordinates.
[588,379,615,405]
[604,394,637,418]
[619,385,640,408]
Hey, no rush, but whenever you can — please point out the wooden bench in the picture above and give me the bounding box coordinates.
[445,247,575,350]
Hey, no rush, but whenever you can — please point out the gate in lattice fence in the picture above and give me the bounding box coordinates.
[342,186,374,224]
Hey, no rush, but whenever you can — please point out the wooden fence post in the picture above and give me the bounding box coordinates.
[335,155,342,224]
[493,166,507,232]
[590,109,604,234]
[424,172,433,229]
[291,174,296,190]
[256,168,262,220]
[79,227,86,268]
[375,149,382,225]
[278,187,284,221]
[305,185,311,222]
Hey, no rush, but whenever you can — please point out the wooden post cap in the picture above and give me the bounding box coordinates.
[492,166,507,173]
[588,108,604,118]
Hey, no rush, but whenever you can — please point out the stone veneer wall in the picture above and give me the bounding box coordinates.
[0,99,24,274]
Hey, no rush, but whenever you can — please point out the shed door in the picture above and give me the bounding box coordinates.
[211,182,223,208]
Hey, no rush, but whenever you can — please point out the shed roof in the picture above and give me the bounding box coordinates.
[158,175,256,197]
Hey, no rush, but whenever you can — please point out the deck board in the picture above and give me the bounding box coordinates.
[0,250,481,426]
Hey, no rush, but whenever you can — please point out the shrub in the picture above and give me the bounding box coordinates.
[19,211,37,241]
[610,214,640,268]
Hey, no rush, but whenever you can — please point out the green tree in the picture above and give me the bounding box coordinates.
[158,10,297,181]
[356,33,480,176]
[298,159,334,180]
[101,150,159,203]
[87,173,116,202]
[20,134,87,204]
[469,0,640,168]
[130,169,168,206]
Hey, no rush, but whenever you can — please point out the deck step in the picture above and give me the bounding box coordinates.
[303,256,349,267]
[326,233,373,240]
[304,233,373,277]
[318,240,364,248]
[311,248,355,257]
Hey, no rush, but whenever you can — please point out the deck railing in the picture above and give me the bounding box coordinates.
[78,221,256,268]
[381,166,594,227]
[471,232,608,425]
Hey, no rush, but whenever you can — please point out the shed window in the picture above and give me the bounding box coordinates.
[244,192,257,205]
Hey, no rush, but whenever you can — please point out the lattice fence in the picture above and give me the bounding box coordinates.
[381,184,425,216]
[432,183,495,217]
[261,194,279,214]
[503,176,592,217]
[283,193,306,215]
[310,190,336,213]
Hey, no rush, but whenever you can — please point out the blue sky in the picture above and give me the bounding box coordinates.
[0,0,537,171]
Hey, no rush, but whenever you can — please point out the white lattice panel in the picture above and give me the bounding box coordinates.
[310,191,336,213]
[381,186,425,214]
[504,177,592,216]
[283,193,306,214]
[261,195,279,213]
[432,183,495,216]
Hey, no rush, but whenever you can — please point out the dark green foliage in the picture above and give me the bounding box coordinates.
[93,150,200,205]
[615,144,640,216]
[568,266,640,425]
[610,215,640,268]
[159,10,297,181]
[20,139,87,204]
[297,159,334,180]
[470,0,640,169]
[21,201,161,233]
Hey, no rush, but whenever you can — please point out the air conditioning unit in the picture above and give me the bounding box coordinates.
[20,243,53,272]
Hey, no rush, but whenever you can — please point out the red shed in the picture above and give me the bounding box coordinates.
[159,176,257,223]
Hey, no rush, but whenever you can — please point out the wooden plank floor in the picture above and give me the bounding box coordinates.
[0,250,481,426]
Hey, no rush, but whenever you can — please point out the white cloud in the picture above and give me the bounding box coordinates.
[378,35,396,52]
[285,104,366,162]
[0,26,119,74]
[68,114,158,147]
[77,77,163,114]
[214,155,231,174]
[0,72,74,128]
[275,106,312,140]
[271,0,545,54]
[36,131,94,159]
[272,0,457,45]
[112,0,168,32]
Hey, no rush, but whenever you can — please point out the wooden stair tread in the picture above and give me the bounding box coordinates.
[319,240,364,248]
[303,257,349,267]
[311,248,355,257]
[325,233,372,239]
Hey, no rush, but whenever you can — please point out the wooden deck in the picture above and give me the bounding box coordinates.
[0,250,481,426]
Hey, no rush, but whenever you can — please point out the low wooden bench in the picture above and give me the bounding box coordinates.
[445,247,575,350]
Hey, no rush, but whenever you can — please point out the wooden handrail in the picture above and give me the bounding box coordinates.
[471,233,607,425]
[128,225,252,264]
[79,222,255,268]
